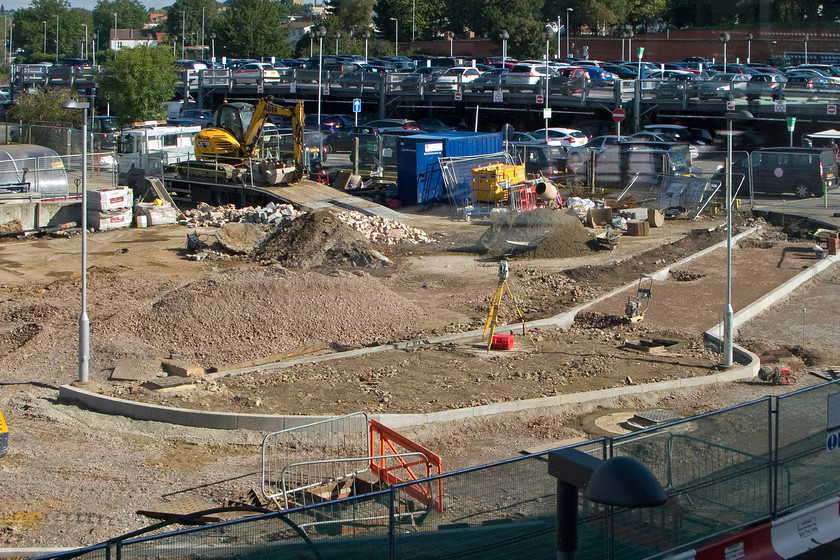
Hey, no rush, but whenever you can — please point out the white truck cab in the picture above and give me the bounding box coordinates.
[117,121,201,183]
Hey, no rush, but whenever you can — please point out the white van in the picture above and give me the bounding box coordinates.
[117,121,201,183]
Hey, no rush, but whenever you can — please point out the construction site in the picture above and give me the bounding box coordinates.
[2,100,840,556]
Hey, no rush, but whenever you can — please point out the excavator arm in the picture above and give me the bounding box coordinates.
[241,97,305,169]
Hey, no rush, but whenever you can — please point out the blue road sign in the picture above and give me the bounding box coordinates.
[353,98,362,113]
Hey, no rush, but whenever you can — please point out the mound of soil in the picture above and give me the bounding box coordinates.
[213,222,269,255]
[477,208,594,258]
[255,209,392,268]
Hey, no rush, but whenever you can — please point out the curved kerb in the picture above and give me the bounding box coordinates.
[60,225,836,430]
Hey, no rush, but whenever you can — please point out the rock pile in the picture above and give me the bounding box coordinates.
[179,202,302,227]
[335,211,435,245]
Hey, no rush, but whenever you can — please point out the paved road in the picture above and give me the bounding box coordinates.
[750,189,840,229]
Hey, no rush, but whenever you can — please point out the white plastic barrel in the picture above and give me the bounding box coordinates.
[135,214,148,228]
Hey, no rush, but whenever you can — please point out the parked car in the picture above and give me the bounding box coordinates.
[503,63,555,93]
[581,66,618,87]
[509,141,567,180]
[601,63,637,80]
[322,125,379,153]
[581,144,695,188]
[744,73,785,100]
[433,66,482,91]
[642,124,714,156]
[784,74,838,92]
[92,116,119,151]
[733,147,837,198]
[178,109,216,128]
[363,119,421,132]
[695,73,751,99]
[231,62,281,84]
[337,65,389,89]
[470,68,508,92]
[565,135,621,171]
[416,118,458,132]
[653,73,707,99]
[507,131,543,143]
[399,67,443,92]
[532,127,588,147]
[549,67,587,95]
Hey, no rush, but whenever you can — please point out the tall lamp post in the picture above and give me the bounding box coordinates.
[542,24,554,144]
[745,33,752,63]
[81,24,88,59]
[412,0,416,41]
[499,30,509,67]
[113,13,117,51]
[54,15,59,62]
[181,11,186,60]
[334,30,341,55]
[91,32,96,65]
[446,31,454,57]
[43,21,46,54]
[804,33,809,64]
[565,8,573,58]
[362,30,370,64]
[305,29,313,58]
[62,99,91,384]
[723,109,754,367]
[720,32,730,71]
[390,18,398,56]
[172,35,178,57]
[314,25,326,163]
[210,32,215,60]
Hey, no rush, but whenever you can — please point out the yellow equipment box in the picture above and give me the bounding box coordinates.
[471,163,526,203]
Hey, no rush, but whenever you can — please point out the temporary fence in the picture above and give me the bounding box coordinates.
[440,152,512,215]
[33,378,840,560]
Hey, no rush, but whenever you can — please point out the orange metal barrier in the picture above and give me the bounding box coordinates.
[369,419,445,513]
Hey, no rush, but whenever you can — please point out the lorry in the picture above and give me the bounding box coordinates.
[117,121,202,187]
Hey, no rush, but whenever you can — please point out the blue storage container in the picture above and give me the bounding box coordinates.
[396,132,503,206]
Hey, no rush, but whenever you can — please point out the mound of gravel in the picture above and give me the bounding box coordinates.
[255,209,391,268]
[477,208,594,258]
[213,222,270,255]
[125,266,423,365]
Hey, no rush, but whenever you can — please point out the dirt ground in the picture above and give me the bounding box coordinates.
[0,204,836,550]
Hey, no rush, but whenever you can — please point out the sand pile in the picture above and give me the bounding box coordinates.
[477,208,594,258]
[255,209,391,268]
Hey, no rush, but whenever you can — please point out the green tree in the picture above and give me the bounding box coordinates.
[10,88,84,125]
[13,0,93,61]
[97,45,176,125]
[325,0,374,33]
[215,0,292,59]
[92,0,149,49]
[373,0,446,41]
[165,0,221,56]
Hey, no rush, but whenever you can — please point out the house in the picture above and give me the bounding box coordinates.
[111,28,162,51]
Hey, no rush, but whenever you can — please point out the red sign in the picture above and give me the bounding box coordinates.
[323,86,330,95]
[612,108,626,122]
[454,91,462,101]
[829,104,837,116]
[536,94,544,104]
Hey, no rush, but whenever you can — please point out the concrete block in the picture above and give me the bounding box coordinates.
[162,360,205,377]
[626,221,650,236]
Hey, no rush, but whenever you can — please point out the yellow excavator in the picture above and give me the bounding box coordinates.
[188,96,306,185]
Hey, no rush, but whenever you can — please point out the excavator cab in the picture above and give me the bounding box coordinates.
[217,103,253,140]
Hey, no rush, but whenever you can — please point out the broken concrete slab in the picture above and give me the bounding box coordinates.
[144,376,195,392]
[162,360,205,377]
[109,356,162,381]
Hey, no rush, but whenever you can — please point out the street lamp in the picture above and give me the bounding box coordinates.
[172,35,178,57]
[499,30,509,67]
[54,15,59,62]
[210,32,216,60]
[113,13,117,51]
[61,98,92,384]
[314,25,327,163]
[305,29,313,58]
[81,24,88,59]
[412,0,416,41]
[446,31,454,57]
[43,21,46,54]
[804,33,809,64]
[362,30,370,64]
[390,18,398,57]
[723,109,754,367]
[542,24,554,144]
[334,30,341,55]
[91,32,96,65]
[548,448,667,560]
[181,11,186,60]
[745,33,752,63]
[566,8,573,59]
[720,31,730,71]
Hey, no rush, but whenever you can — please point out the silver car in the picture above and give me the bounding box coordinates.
[695,73,751,99]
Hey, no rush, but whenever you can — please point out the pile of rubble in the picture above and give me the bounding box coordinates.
[179,202,302,227]
[335,211,436,245]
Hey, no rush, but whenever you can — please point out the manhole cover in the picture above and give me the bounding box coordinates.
[633,409,682,426]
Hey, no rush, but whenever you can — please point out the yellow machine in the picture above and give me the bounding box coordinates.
[191,96,306,185]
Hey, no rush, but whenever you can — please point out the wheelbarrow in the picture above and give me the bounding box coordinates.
[595,226,622,250]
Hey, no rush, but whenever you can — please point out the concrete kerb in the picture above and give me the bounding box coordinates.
[58,224,776,430]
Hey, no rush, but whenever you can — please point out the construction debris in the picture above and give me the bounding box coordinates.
[179,202,302,227]
[335,210,435,245]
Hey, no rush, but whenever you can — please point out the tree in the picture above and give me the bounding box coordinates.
[13,0,93,62]
[324,0,374,33]
[373,0,447,41]
[97,45,176,125]
[215,0,292,59]
[165,0,221,55]
[10,88,84,126]
[92,0,149,49]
